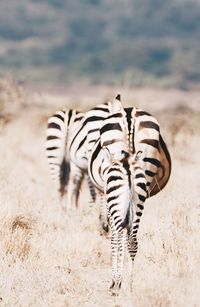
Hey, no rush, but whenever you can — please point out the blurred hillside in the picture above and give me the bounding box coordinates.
[0,0,200,87]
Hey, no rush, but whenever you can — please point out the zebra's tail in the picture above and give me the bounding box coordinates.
[59,157,70,197]
[56,110,72,197]
[46,109,71,197]
[119,192,134,231]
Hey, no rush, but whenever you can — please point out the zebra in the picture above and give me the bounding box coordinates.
[66,101,114,227]
[45,103,112,207]
[45,108,86,200]
[46,100,127,228]
[45,106,107,210]
[68,97,170,204]
[46,96,170,231]
[88,95,171,295]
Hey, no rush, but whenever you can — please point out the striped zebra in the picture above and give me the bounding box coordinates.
[88,95,171,295]
[45,103,113,208]
[65,102,112,224]
[45,106,108,210]
[46,97,170,227]
[68,98,170,202]
[46,108,87,201]
[46,100,128,228]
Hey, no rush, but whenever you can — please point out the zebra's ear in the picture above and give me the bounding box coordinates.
[109,94,123,114]
[115,94,121,101]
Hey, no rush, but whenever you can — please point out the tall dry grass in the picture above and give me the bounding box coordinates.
[0,80,200,306]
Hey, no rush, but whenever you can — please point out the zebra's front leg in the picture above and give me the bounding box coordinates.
[66,162,84,210]
[109,218,127,296]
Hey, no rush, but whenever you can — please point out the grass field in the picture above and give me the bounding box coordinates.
[0,80,200,306]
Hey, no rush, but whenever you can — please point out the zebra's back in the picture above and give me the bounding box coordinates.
[89,106,171,197]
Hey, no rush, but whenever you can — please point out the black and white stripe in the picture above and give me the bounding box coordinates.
[68,102,111,170]
[46,96,171,221]
[105,157,147,295]
[65,102,113,213]
[46,109,83,198]
[45,96,171,293]
[88,95,171,295]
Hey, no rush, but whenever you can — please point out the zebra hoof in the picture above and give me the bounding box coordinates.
[109,280,121,296]
[102,222,109,233]
[100,222,109,237]
[112,291,119,297]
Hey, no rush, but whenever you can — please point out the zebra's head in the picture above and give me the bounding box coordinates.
[100,94,129,162]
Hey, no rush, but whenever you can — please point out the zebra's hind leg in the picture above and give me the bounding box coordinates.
[66,162,84,210]
[87,176,97,204]
[127,218,140,294]
[127,229,138,264]
[127,166,146,262]
[127,213,143,264]
[127,215,143,294]
[109,218,127,296]
[97,191,109,235]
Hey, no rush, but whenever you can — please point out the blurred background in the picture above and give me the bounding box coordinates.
[0,0,200,89]
[1,2,200,306]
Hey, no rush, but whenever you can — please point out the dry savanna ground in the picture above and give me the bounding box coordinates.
[0,79,200,306]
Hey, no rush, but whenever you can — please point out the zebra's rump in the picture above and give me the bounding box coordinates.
[147,134,171,197]
[46,109,83,196]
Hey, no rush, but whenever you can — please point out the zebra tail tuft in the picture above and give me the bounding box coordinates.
[120,198,133,231]
[59,158,70,197]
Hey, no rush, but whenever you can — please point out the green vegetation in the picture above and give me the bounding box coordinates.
[0,0,200,87]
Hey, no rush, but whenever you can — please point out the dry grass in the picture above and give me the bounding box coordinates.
[0,81,200,306]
